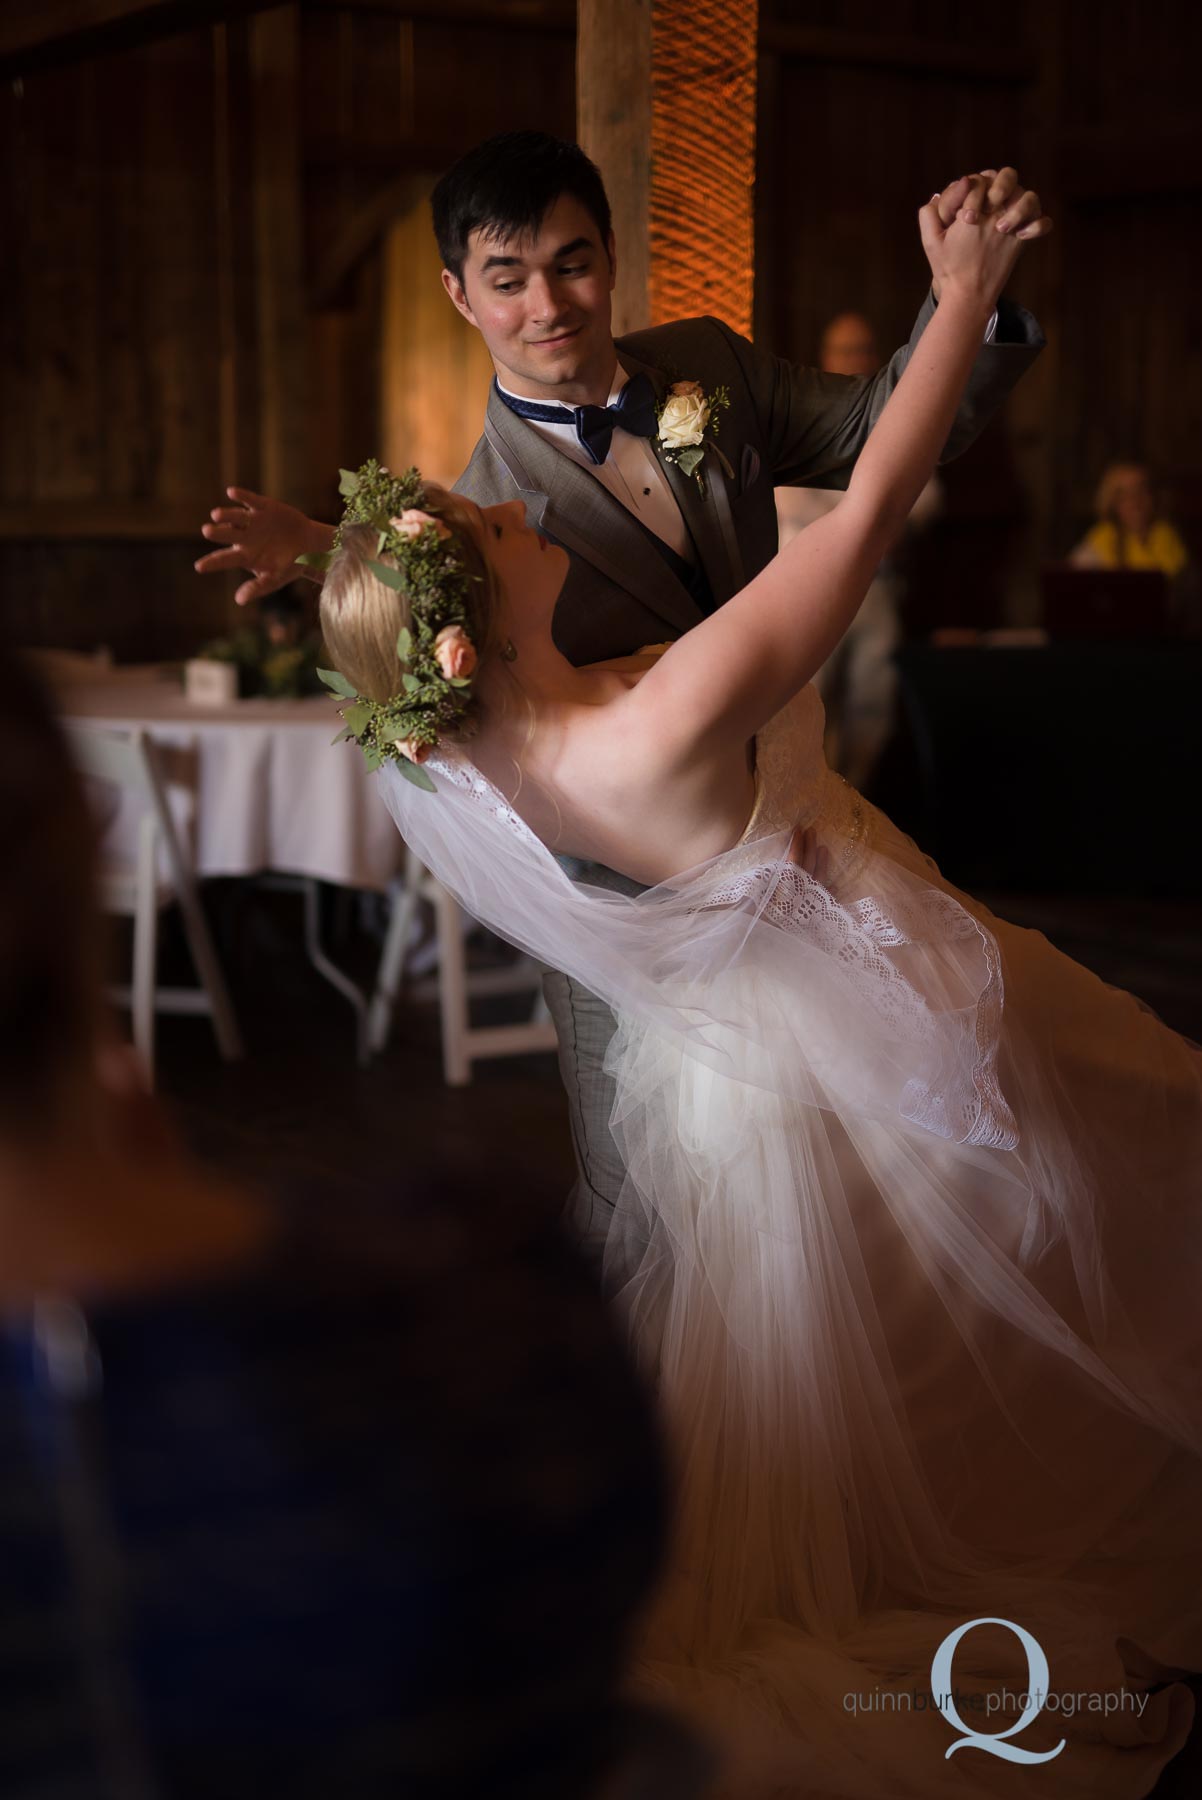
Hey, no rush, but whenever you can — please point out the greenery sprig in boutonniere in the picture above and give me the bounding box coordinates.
[656,379,732,488]
[304,461,480,791]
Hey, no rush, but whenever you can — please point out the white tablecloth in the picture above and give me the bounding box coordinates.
[59,675,403,893]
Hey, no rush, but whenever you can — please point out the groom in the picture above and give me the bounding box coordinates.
[197,131,1050,1261]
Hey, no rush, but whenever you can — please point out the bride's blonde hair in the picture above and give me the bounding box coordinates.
[320,484,503,735]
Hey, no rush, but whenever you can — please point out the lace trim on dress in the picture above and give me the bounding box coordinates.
[426,741,548,847]
[696,859,1016,1151]
[419,711,1015,1151]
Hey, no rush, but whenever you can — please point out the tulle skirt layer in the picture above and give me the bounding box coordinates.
[602,801,1202,1798]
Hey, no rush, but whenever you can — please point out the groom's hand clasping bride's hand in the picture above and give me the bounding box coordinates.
[919,174,1031,315]
[194,487,335,608]
[927,166,1052,302]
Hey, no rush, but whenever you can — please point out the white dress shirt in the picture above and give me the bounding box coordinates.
[496,305,998,563]
[496,368,694,562]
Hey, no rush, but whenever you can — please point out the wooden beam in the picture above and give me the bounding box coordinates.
[307,0,574,26]
[0,502,204,539]
[0,0,571,72]
[0,0,273,75]
[1,0,181,59]
[760,23,1033,85]
[576,0,653,335]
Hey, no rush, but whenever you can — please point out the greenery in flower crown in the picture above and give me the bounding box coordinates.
[307,459,480,791]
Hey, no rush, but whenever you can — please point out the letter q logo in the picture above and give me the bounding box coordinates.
[931,1617,1066,1765]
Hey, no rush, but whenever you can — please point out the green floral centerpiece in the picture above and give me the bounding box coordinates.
[198,593,324,699]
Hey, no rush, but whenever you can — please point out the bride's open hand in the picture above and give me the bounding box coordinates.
[195,487,332,608]
[919,172,1047,315]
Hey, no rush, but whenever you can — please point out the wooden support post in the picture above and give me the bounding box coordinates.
[576,0,653,337]
[577,0,757,338]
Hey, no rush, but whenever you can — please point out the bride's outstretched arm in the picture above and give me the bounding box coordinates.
[631,180,1028,757]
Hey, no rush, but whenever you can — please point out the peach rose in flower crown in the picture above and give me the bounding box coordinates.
[433,624,477,681]
[390,509,451,542]
[393,735,432,765]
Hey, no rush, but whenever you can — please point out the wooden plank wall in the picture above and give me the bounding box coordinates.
[2,0,1197,652]
[756,0,1202,628]
[0,1,574,657]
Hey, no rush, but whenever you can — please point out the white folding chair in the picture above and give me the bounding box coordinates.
[66,725,244,1083]
[368,844,557,1085]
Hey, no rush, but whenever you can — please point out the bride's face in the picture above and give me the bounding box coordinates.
[472,499,568,631]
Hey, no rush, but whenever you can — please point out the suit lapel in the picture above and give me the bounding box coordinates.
[616,350,742,604]
[483,383,703,638]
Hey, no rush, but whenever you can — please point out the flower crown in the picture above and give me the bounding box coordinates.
[309,460,479,790]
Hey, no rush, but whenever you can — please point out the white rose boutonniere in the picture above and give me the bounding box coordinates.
[656,378,732,487]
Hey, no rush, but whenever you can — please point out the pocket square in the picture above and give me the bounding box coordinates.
[740,444,762,492]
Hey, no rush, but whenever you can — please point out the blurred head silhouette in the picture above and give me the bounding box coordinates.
[0,660,104,1145]
[1094,461,1157,540]
[821,312,879,377]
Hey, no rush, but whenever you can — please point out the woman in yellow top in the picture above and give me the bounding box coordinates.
[1071,460,1189,576]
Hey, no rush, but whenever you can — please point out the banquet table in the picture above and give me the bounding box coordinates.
[57,670,406,1058]
[57,671,403,892]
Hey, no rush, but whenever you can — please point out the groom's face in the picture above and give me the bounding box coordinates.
[441,193,617,404]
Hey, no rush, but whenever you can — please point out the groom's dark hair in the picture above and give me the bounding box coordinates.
[431,132,613,286]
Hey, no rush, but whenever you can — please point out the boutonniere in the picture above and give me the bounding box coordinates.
[656,379,733,488]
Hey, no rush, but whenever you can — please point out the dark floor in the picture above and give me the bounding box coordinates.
[148,878,1202,1800]
[158,881,1202,1207]
[159,881,1202,1189]
[155,880,577,1207]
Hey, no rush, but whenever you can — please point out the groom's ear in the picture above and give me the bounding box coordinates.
[442,267,476,326]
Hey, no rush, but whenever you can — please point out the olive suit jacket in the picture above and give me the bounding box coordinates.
[453,297,1045,1258]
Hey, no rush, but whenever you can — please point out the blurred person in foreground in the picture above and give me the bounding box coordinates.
[775,311,943,791]
[0,667,672,1800]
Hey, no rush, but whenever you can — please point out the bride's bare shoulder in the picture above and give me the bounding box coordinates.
[577,643,674,684]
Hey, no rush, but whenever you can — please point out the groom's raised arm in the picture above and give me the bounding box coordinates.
[729,290,1043,493]
[732,165,1049,491]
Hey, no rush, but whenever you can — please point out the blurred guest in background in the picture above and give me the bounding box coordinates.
[0,666,674,1800]
[817,310,884,379]
[1071,460,1189,579]
[775,311,942,792]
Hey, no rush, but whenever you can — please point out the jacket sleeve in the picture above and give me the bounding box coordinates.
[713,294,1045,493]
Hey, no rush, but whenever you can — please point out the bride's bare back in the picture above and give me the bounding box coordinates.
[472,648,760,885]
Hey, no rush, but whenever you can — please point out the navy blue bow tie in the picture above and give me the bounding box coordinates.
[495,371,659,466]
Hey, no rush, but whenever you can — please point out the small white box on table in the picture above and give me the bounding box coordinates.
[184,659,239,705]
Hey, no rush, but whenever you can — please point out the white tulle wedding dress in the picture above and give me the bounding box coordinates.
[380,673,1202,1800]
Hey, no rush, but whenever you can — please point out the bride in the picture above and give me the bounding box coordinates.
[317,181,1202,1797]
